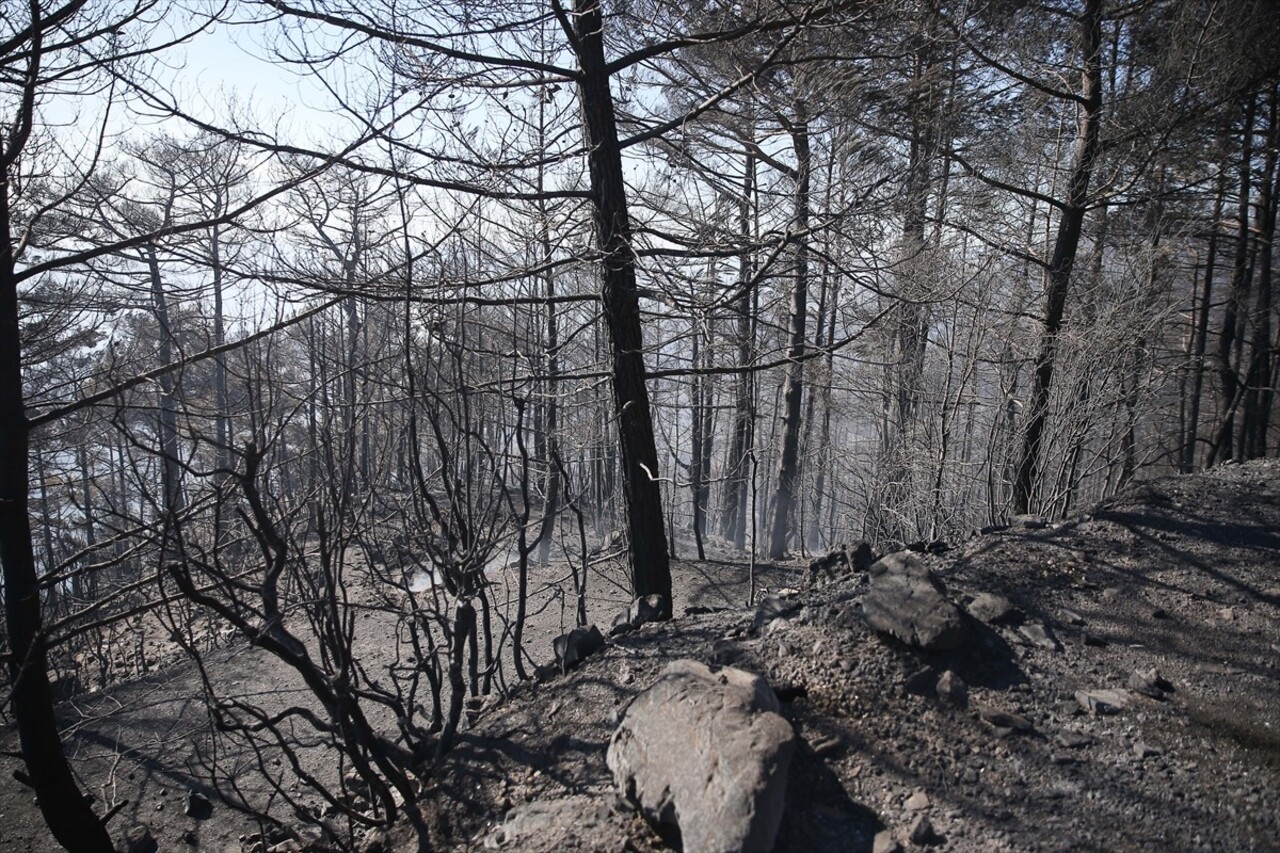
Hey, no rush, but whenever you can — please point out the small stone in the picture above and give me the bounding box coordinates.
[909,814,938,845]
[811,735,843,757]
[905,790,930,811]
[122,825,158,853]
[1151,608,1169,619]
[1055,731,1094,749]
[903,667,936,696]
[1128,668,1173,699]
[1018,622,1061,652]
[1059,609,1087,626]
[967,592,1019,624]
[977,705,1034,733]
[630,594,670,627]
[935,670,968,708]
[753,594,800,630]
[609,610,634,637]
[1075,689,1130,715]
[873,830,904,853]
[1134,741,1164,759]
[184,789,213,820]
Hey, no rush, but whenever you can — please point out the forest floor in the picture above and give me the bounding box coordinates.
[2,460,1279,851]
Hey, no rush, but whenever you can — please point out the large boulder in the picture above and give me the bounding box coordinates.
[863,552,966,651]
[607,660,796,853]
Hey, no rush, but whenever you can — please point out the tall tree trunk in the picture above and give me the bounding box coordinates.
[1012,0,1105,515]
[535,116,561,563]
[1243,93,1278,458]
[145,244,187,534]
[1,172,113,852]
[211,222,231,546]
[572,0,671,601]
[1209,96,1256,465]
[768,102,811,560]
[720,146,756,548]
[1183,156,1228,472]
[689,311,711,561]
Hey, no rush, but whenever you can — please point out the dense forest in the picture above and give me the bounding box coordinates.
[2,0,1278,849]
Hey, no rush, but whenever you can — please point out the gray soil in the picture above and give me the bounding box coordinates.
[2,460,1279,852]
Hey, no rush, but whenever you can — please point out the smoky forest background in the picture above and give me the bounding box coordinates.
[2,0,1278,849]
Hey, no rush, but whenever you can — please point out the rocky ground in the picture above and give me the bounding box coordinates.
[2,460,1278,851]
[423,460,1280,852]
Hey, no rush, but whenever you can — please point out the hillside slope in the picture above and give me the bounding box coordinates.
[1,461,1277,852]
[425,460,1280,852]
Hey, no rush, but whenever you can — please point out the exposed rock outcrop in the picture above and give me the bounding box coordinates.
[862,553,965,651]
[607,660,796,853]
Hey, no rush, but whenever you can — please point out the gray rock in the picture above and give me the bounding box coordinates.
[609,609,634,637]
[967,592,1018,624]
[552,625,604,673]
[873,830,904,853]
[1059,608,1087,626]
[484,796,623,851]
[607,660,796,853]
[903,667,936,696]
[936,670,968,708]
[905,790,931,811]
[753,594,800,631]
[977,704,1035,734]
[1134,741,1164,759]
[1018,622,1062,652]
[1055,731,1094,749]
[863,553,966,651]
[1075,689,1131,715]
[121,825,158,853]
[629,594,670,626]
[909,814,939,845]
[183,789,212,819]
[1128,668,1173,699]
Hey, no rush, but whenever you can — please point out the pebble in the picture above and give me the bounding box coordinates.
[905,791,930,811]
[1018,622,1062,651]
[977,705,1035,733]
[1075,689,1130,715]
[1134,742,1164,759]
[909,814,938,845]
[872,830,903,853]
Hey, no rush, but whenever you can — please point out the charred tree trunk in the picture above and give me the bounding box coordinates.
[1012,0,1105,515]
[768,102,811,560]
[1183,155,1228,472]
[145,244,187,540]
[572,0,671,601]
[1242,96,1278,458]
[1209,97,1256,466]
[1,172,113,852]
[720,146,756,548]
